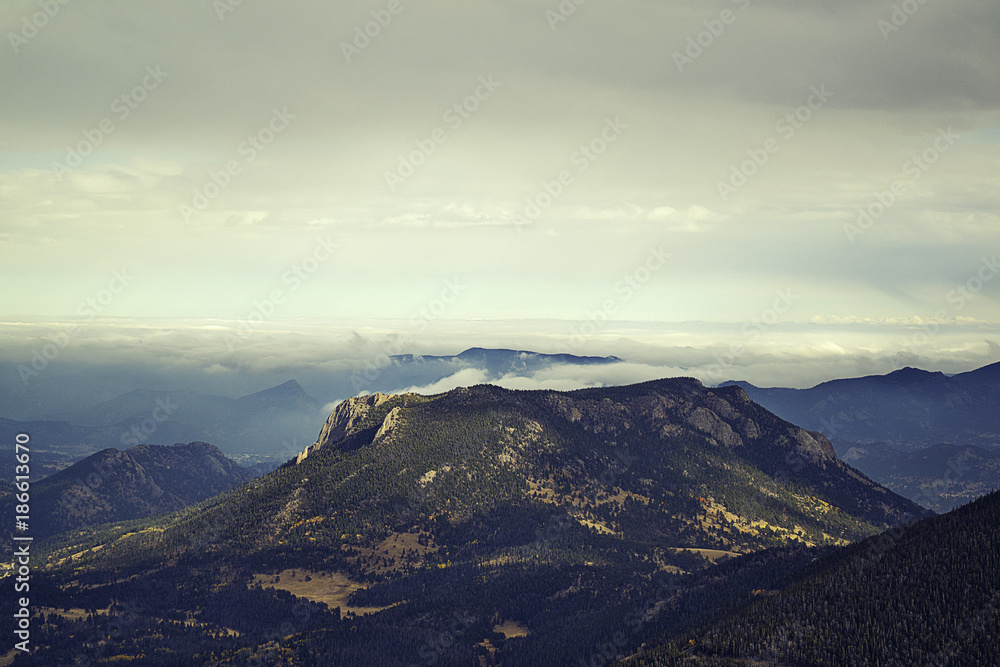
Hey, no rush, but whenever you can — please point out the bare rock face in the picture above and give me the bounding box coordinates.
[794,429,839,461]
[297,393,395,464]
[372,406,403,445]
[686,406,744,448]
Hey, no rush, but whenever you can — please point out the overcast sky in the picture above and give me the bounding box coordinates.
[1,0,999,391]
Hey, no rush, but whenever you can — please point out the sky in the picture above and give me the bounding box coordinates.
[1,0,999,397]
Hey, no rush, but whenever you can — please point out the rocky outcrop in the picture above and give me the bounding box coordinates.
[297,393,395,464]
[686,406,744,448]
[373,406,402,445]
[795,429,839,461]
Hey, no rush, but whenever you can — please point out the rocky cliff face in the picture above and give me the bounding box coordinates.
[666,385,838,462]
[297,392,395,463]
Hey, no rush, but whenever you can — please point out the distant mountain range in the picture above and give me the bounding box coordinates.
[9,355,999,512]
[723,361,1000,449]
[391,346,621,371]
[358,346,622,393]
[724,361,1000,511]
[11,378,928,665]
[0,348,623,427]
[0,380,324,469]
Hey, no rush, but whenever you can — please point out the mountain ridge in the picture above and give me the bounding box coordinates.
[7,441,256,540]
[721,360,1000,448]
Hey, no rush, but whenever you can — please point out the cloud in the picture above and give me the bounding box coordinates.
[3,317,1000,424]
[401,368,492,395]
[493,362,692,392]
[320,400,343,415]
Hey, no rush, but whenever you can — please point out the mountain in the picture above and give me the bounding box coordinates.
[352,346,624,394]
[721,362,1000,511]
[11,442,257,540]
[285,379,922,543]
[393,346,621,369]
[722,361,1000,449]
[625,487,1000,666]
[8,378,926,665]
[68,389,232,428]
[840,441,1000,513]
[234,379,317,414]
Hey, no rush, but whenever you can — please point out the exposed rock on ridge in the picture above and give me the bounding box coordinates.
[297,392,395,463]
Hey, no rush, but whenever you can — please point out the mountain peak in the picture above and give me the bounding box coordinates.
[883,366,946,383]
[236,379,316,411]
[719,379,761,391]
[239,379,306,399]
[20,441,254,539]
